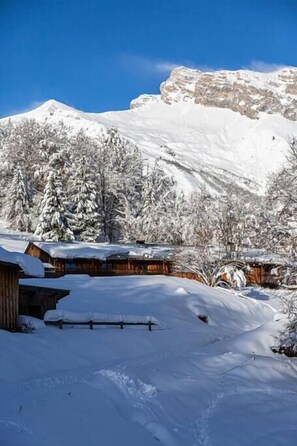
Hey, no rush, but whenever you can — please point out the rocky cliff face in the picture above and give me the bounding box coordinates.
[131,66,297,121]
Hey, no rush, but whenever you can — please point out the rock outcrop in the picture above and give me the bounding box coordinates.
[132,66,297,121]
[130,94,161,109]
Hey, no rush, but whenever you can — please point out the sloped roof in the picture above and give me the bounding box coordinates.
[33,242,130,260]
[32,241,174,261]
[0,246,44,277]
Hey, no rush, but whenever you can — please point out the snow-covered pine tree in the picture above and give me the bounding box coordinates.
[35,170,74,241]
[135,161,176,243]
[214,185,254,259]
[139,175,160,242]
[170,191,190,244]
[139,161,177,243]
[96,127,144,241]
[69,156,102,242]
[185,187,215,247]
[116,195,143,243]
[6,166,32,232]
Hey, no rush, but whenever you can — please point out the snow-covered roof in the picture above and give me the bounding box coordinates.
[239,249,285,265]
[32,241,173,261]
[33,242,130,260]
[0,246,44,277]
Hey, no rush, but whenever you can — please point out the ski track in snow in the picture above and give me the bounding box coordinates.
[0,419,32,435]
[1,274,296,445]
[96,369,157,406]
[194,386,297,446]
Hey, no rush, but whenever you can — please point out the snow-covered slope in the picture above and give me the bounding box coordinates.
[2,66,297,194]
[1,275,296,445]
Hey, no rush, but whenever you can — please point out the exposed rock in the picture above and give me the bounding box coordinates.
[160,67,199,104]
[132,66,297,121]
[130,94,161,109]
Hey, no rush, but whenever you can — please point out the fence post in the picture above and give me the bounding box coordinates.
[120,321,124,329]
[90,321,93,330]
[58,320,63,330]
[148,321,152,331]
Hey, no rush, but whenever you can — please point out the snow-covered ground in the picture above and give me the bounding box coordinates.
[1,274,296,446]
[3,99,297,194]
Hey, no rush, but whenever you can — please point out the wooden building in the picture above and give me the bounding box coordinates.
[25,242,173,277]
[245,261,282,287]
[0,257,20,330]
[0,246,69,330]
[19,284,69,319]
[0,247,45,330]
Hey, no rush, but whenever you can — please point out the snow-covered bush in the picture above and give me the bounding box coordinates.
[274,293,297,356]
[174,248,246,289]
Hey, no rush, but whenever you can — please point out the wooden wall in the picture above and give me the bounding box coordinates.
[19,285,67,319]
[245,264,281,287]
[42,256,173,277]
[0,264,19,331]
[26,243,51,264]
[26,244,284,287]
[170,271,203,282]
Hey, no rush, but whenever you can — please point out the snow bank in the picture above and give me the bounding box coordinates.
[18,315,45,330]
[1,275,296,446]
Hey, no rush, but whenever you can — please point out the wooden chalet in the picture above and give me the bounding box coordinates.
[0,246,70,331]
[0,247,45,330]
[25,242,288,288]
[25,242,173,277]
[0,255,20,330]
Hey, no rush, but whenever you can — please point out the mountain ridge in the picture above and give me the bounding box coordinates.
[1,66,297,195]
[132,66,297,121]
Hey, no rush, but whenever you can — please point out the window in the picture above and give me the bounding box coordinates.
[64,262,76,272]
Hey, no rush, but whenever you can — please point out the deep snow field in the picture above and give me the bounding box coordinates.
[4,99,297,194]
[1,273,297,446]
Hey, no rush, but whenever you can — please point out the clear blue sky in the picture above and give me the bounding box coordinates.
[0,0,296,117]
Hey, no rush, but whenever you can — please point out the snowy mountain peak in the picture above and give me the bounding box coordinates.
[33,99,77,116]
[1,66,297,195]
[132,65,297,121]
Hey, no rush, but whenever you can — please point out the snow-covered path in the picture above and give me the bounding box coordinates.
[1,275,296,445]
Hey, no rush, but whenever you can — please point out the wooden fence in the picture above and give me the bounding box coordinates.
[45,319,156,331]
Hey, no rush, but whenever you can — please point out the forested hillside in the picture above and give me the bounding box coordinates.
[0,118,296,259]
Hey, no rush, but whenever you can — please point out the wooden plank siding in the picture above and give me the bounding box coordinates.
[170,271,203,283]
[25,243,285,287]
[26,243,52,264]
[0,263,19,330]
[19,285,70,320]
[245,263,281,287]
[25,243,173,277]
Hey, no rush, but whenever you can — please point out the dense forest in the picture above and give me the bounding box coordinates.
[0,118,296,260]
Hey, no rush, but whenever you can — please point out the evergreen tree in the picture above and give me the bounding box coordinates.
[96,127,144,241]
[6,166,32,232]
[140,176,160,242]
[69,157,102,242]
[170,192,190,244]
[185,188,215,247]
[35,170,74,241]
